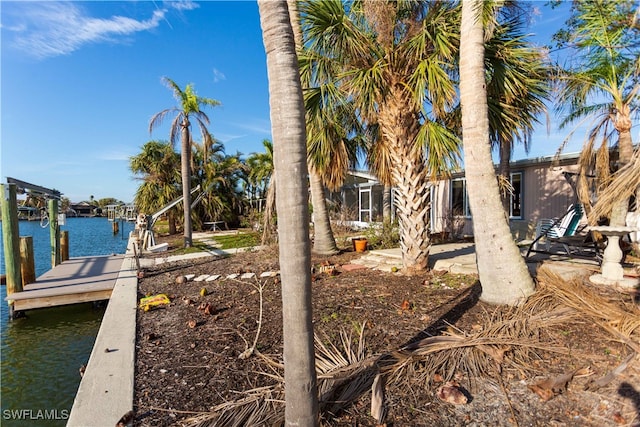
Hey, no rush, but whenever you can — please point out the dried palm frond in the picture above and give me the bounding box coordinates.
[184,268,640,426]
[533,266,640,353]
[385,305,574,387]
[497,174,514,199]
[183,326,374,426]
[182,386,285,427]
[589,147,640,222]
[314,326,379,417]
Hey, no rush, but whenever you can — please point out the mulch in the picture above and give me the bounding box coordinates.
[132,237,640,427]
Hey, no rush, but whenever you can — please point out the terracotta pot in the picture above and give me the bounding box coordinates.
[353,238,368,252]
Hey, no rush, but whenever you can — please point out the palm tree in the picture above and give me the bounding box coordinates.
[149,77,220,247]
[483,8,551,211]
[192,137,246,229]
[246,139,276,244]
[130,140,181,234]
[258,1,319,424]
[460,0,535,305]
[246,139,274,202]
[300,0,461,272]
[553,0,639,227]
[287,1,340,256]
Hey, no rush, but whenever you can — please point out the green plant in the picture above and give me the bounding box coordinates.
[239,209,263,231]
[364,219,400,249]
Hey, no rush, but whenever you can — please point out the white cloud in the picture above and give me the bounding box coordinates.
[3,2,191,59]
[167,1,200,12]
[97,149,136,162]
[212,68,226,83]
[232,119,272,135]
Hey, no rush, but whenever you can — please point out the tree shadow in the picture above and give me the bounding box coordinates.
[618,382,640,425]
[401,280,482,348]
[318,280,482,423]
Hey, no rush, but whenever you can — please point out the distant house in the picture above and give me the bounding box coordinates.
[331,152,584,240]
[69,202,98,217]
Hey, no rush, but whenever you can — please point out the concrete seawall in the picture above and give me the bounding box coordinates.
[67,236,138,426]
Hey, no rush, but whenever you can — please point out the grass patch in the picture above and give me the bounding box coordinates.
[158,231,260,255]
[211,232,260,250]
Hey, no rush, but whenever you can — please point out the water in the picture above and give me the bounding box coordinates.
[1,217,134,426]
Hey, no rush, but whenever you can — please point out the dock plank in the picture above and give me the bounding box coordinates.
[5,255,124,311]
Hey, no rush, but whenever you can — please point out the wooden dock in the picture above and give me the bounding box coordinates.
[5,255,125,312]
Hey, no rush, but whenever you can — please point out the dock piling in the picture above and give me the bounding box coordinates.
[61,230,69,262]
[19,236,36,286]
[49,199,61,267]
[1,184,23,299]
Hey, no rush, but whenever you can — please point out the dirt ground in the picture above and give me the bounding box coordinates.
[133,235,640,427]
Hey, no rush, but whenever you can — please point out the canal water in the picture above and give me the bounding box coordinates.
[0,217,134,426]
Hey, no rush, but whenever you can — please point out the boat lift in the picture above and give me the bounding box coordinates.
[6,177,62,200]
[2,178,64,306]
[136,185,204,251]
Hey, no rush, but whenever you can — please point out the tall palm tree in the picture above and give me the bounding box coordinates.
[130,140,181,234]
[300,0,461,272]
[258,1,319,424]
[483,8,551,211]
[192,137,246,228]
[553,0,639,227]
[246,139,277,244]
[287,1,340,255]
[149,77,220,247]
[460,0,535,305]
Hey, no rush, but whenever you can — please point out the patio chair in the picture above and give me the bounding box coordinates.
[525,203,597,258]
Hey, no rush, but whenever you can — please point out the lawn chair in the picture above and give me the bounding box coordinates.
[525,203,596,258]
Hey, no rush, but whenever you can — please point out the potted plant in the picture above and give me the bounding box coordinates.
[352,237,368,252]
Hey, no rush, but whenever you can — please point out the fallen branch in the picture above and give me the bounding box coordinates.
[238,278,267,360]
[584,352,636,391]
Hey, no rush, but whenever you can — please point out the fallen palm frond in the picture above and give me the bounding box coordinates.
[385,306,575,387]
[182,386,285,427]
[314,326,379,416]
[588,147,640,222]
[183,267,640,426]
[182,326,374,427]
[531,266,640,353]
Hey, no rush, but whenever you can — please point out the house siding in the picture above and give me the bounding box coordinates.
[437,153,583,240]
[335,152,584,240]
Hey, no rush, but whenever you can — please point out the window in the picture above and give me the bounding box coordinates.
[451,172,523,219]
[451,178,470,217]
[510,172,522,219]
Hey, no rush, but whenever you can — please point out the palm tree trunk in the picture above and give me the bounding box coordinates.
[258,1,319,425]
[261,175,276,245]
[383,185,392,222]
[610,108,634,227]
[499,138,511,214]
[378,93,430,272]
[309,166,339,254]
[168,211,177,235]
[460,0,534,305]
[287,0,339,256]
[181,119,193,248]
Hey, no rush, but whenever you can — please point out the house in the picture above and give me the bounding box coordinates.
[332,151,585,240]
[327,170,392,228]
[69,202,98,217]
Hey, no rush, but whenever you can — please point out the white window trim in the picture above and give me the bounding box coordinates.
[451,178,471,218]
[509,171,523,220]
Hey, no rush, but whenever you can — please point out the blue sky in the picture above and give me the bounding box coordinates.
[1,0,579,203]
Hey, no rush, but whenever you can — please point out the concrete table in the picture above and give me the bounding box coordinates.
[588,225,639,288]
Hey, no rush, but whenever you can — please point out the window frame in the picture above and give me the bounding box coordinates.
[451,178,471,218]
[509,171,523,220]
[450,172,524,220]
